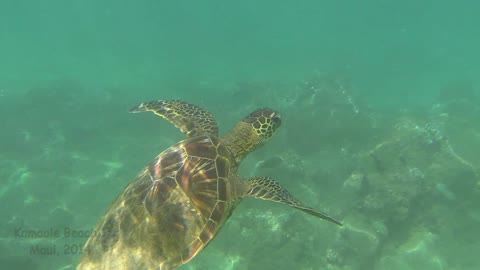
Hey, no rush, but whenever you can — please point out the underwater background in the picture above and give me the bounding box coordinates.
[1,1,479,269]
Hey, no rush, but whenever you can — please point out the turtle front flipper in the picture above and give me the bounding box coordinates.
[244,177,342,226]
[130,100,219,137]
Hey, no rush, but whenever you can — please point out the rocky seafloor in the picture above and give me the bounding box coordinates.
[0,74,479,270]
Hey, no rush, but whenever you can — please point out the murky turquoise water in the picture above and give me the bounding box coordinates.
[1,1,479,269]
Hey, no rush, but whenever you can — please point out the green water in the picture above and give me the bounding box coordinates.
[1,1,479,269]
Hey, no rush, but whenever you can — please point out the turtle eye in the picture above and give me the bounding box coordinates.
[271,113,281,126]
[267,111,281,129]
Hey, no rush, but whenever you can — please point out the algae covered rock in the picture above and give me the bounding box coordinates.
[376,229,445,270]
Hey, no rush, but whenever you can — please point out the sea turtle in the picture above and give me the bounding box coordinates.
[77,100,341,270]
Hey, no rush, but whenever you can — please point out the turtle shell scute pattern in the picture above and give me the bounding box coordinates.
[147,135,233,263]
[78,135,235,270]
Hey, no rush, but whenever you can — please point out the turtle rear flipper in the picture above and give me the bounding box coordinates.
[130,100,219,137]
[244,177,342,226]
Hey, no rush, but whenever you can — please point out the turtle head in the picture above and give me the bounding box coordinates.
[223,108,281,162]
[242,108,282,143]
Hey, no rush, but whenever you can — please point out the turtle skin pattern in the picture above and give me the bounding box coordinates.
[130,100,219,137]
